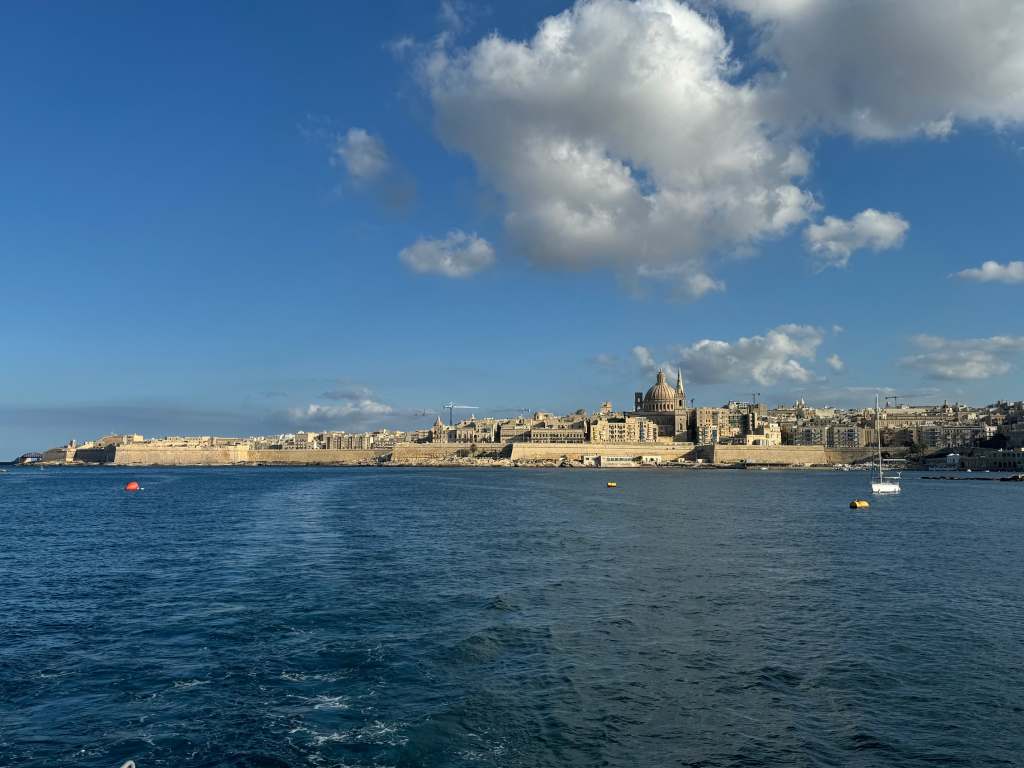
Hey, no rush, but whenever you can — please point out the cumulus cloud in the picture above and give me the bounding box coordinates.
[804,209,909,268]
[630,345,682,381]
[636,265,726,298]
[726,0,1024,139]
[399,230,495,277]
[955,260,1024,284]
[826,354,845,372]
[289,392,394,427]
[311,123,416,209]
[902,335,1024,380]
[404,1,1024,288]
[333,128,391,181]
[632,345,656,371]
[676,324,825,386]
[421,0,817,292]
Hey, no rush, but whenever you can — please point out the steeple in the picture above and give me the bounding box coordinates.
[676,368,684,393]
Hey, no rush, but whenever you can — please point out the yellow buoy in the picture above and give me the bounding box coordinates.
[607,481,617,488]
[849,499,870,509]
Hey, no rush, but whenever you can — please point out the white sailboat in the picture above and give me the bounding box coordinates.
[871,394,901,494]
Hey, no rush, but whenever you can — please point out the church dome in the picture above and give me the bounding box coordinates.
[643,370,678,412]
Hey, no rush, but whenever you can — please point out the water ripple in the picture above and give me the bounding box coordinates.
[2,466,1024,766]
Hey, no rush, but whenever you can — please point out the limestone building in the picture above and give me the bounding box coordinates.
[631,369,691,441]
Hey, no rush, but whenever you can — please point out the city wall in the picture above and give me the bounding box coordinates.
[701,445,910,466]
[70,446,116,464]
[510,442,696,462]
[389,443,510,463]
[104,442,912,467]
[113,444,250,466]
[248,449,389,465]
[113,445,388,466]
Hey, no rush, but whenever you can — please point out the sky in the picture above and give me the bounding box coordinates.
[2,0,1023,458]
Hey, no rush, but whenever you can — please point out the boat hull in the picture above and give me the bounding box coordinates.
[871,482,901,494]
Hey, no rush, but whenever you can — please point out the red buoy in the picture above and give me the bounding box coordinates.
[124,481,140,492]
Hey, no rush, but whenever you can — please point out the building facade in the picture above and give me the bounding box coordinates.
[631,369,691,441]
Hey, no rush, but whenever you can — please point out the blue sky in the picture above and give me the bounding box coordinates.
[2,0,1023,457]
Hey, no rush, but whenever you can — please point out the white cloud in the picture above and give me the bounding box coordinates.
[635,265,725,299]
[387,36,416,59]
[804,209,909,268]
[289,385,395,426]
[955,260,1024,284]
[404,1,1024,291]
[590,352,619,367]
[333,128,391,181]
[438,0,464,33]
[632,345,656,371]
[421,0,817,293]
[902,334,1024,380]
[289,398,394,424]
[726,0,1024,139]
[399,230,495,277]
[683,272,726,299]
[676,324,825,386]
[826,353,844,372]
[631,345,682,381]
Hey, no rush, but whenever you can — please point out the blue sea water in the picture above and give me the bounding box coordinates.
[1,466,1023,768]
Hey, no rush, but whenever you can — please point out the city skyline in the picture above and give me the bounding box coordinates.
[3,0,1024,458]
[16,364,1023,460]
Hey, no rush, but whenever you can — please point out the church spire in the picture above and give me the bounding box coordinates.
[676,368,684,394]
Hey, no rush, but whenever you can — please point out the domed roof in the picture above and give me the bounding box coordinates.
[643,370,678,410]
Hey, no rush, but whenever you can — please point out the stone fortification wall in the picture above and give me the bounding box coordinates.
[825,447,910,464]
[113,444,251,466]
[70,446,116,464]
[113,445,389,466]
[703,444,827,465]
[389,443,510,463]
[510,442,696,462]
[703,445,910,466]
[248,449,388,465]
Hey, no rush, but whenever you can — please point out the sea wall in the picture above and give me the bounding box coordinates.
[113,445,388,466]
[701,444,911,466]
[106,441,910,467]
[248,449,388,465]
[113,445,251,466]
[510,442,696,462]
[70,446,116,464]
[389,443,510,463]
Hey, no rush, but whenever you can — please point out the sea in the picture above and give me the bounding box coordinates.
[1,466,1023,768]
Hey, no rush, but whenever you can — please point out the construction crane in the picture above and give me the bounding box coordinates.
[442,402,479,426]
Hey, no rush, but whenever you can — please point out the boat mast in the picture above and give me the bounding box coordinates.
[876,393,883,482]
